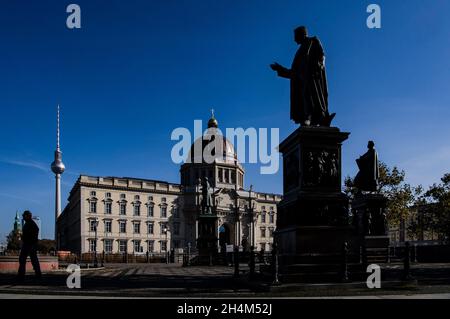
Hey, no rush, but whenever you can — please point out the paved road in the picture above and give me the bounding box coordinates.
[1,263,450,298]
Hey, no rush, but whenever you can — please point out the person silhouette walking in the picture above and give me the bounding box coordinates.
[17,210,42,280]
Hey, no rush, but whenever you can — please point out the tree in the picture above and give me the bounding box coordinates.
[37,239,56,254]
[415,173,450,242]
[344,161,420,228]
[6,229,21,251]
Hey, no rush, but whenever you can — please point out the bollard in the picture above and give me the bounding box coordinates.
[403,242,412,280]
[249,246,255,280]
[341,241,349,282]
[233,246,239,278]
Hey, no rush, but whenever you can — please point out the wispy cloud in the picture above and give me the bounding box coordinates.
[401,146,450,187]
[0,192,42,204]
[0,157,49,173]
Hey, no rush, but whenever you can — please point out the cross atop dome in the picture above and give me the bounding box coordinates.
[208,108,218,128]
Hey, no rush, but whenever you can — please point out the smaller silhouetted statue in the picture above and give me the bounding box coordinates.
[354,141,379,192]
[201,177,213,215]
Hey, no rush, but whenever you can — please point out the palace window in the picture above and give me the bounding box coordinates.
[147,222,154,235]
[105,192,111,198]
[225,169,230,183]
[161,206,167,218]
[89,220,97,232]
[88,239,96,252]
[148,240,154,252]
[105,202,112,215]
[119,221,127,233]
[160,222,168,235]
[231,171,236,184]
[90,201,97,213]
[104,239,113,253]
[105,220,112,233]
[218,168,223,183]
[133,240,141,253]
[260,243,266,251]
[147,204,154,217]
[118,240,127,253]
[269,227,274,238]
[269,213,275,224]
[160,240,167,252]
[133,222,141,234]
[260,227,266,238]
[148,196,153,201]
[120,194,126,199]
[120,203,126,215]
[261,212,266,223]
[90,191,96,197]
[134,204,141,216]
[134,195,140,200]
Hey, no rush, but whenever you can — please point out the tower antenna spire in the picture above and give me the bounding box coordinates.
[57,104,60,150]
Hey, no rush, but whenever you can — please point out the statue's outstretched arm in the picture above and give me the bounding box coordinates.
[277,67,292,79]
[270,62,291,79]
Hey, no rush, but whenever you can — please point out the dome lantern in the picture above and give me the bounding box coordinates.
[207,108,218,128]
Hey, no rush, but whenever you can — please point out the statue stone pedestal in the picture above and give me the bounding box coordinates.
[352,194,390,263]
[196,215,218,264]
[276,127,362,275]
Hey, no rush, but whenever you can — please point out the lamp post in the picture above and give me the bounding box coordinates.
[164,226,169,264]
[93,217,99,268]
[248,185,255,249]
[272,230,280,286]
[187,242,191,266]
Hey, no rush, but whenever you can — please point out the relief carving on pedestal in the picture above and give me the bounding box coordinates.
[303,149,339,187]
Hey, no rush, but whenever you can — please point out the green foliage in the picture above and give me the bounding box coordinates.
[6,229,21,251]
[415,173,450,242]
[37,239,56,254]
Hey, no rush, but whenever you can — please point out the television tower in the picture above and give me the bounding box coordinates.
[51,105,65,244]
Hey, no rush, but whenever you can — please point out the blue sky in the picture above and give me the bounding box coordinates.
[1,0,449,240]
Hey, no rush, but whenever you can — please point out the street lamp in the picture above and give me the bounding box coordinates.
[248,185,255,249]
[272,230,280,285]
[164,226,169,264]
[187,242,191,266]
[93,217,99,268]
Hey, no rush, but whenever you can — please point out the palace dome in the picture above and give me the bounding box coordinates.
[187,113,238,165]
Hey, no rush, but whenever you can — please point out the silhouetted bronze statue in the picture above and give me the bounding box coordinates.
[354,141,379,192]
[271,26,335,126]
[17,210,41,280]
[201,177,213,215]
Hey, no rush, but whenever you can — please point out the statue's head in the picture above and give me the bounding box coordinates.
[368,141,375,149]
[294,26,308,44]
